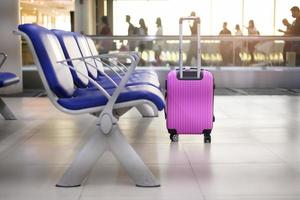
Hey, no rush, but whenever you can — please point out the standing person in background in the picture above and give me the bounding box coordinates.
[278,18,292,34]
[235,24,243,36]
[126,15,136,51]
[234,24,243,65]
[219,22,232,65]
[138,18,148,66]
[290,6,300,65]
[138,18,148,51]
[278,18,292,64]
[153,17,163,66]
[99,16,112,54]
[186,11,197,66]
[246,20,259,64]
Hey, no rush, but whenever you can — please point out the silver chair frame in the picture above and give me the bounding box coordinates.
[16,30,162,187]
[83,37,158,117]
[60,54,159,118]
[0,52,17,120]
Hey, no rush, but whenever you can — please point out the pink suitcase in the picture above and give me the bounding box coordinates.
[165,17,215,143]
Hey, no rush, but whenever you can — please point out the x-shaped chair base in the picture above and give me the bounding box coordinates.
[56,124,160,188]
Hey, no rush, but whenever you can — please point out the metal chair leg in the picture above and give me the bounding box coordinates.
[0,98,17,120]
[136,104,158,118]
[56,132,107,187]
[109,125,160,187]
[56,124,160,187]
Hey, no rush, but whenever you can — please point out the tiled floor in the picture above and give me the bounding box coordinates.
[0,96,300,200]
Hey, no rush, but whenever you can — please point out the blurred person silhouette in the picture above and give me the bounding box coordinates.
[245,19,259,64]
[99,16,113,54]
[290,6,300,65]
[186,11,198,66]
[126,15,137,51]
[118,40,130,64]
[219,22,232,65]
[235,24,243,36]
[119,40,129,52]
[278,18,292,64]
[156,17,163,36]
[153,17,164,66]
[138,18,148,66]
[278,18,292,34]
[234,24,243,65]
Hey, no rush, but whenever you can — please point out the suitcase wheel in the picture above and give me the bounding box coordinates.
[170,133,179,142]
[204,133,211,143]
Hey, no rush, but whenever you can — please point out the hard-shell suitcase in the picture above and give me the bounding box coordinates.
[165,16,215,143]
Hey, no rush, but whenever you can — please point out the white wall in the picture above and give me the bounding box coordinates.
[75,0,96,34]
[0,0,22,94]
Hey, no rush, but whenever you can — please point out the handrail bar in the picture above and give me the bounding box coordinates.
[88,35,300,42]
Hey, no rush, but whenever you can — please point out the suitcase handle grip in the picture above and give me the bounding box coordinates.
[179,16,201,79]
[179,17,200,24]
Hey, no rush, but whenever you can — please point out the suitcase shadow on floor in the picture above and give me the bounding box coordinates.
[169,141,213,181]
[128,118,155,142]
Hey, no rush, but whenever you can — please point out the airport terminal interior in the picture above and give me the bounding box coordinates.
[1,0,300,199]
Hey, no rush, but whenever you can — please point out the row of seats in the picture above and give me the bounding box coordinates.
[17,23,165,187]
[18,24,165,112]
[50,29,164,110]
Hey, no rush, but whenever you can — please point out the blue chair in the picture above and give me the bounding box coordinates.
[52,30,160,89]
[16,24,165,187]
[52,29,161,117]
[0,52,19,120]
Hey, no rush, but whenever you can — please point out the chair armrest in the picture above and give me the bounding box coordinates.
[96,52,139,75]
[97,51,141,73]
[0,52,7,69]
[101,54,137,114]
[99,55,139,74]
[58,53,137,125]
[94,57,123,79]
[59,62,111,99]
[77,58,119,87]
[98,57,126,75]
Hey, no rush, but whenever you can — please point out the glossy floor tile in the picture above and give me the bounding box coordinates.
[183,143,282,164]
[192,163,300,196]
[81,164,203,199]
[0,164,82,200]
[0,96,300,200]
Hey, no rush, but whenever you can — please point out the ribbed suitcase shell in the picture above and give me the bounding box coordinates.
[166,70,214,134]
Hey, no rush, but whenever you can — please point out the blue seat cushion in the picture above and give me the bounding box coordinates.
[94,73,160,89]
[134,69,157,77]
[0,73,19,87]
[57,85,165,111]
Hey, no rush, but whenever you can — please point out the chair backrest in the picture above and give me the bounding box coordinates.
[85,37,105,74]
[74,33,98,79]
[76,34,104,75]
[18,24,75,98]
[52,30,89,88]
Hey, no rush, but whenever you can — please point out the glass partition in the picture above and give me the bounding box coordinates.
[113,0,300,36]
[89,35,300,67]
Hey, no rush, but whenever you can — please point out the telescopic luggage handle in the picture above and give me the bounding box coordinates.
[179,16,201,79]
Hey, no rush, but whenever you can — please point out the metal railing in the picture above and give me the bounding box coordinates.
[89,35,300,67]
